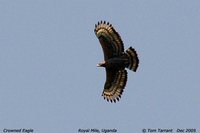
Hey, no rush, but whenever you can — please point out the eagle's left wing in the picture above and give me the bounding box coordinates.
[94,21,124,60]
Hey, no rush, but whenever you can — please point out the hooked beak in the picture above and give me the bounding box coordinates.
[97,63,101,67]
[97,61,105,67]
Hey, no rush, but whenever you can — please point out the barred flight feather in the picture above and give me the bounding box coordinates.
[102,70,127,102]
[94,21,139,103]
[95,21,124,59]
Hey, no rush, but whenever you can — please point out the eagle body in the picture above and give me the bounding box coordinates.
[94,21,139,103]
[98,57,127,68]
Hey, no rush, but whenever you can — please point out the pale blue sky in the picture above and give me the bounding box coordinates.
[0,0,200,132]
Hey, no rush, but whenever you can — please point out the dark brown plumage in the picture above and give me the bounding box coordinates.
[94,21,139,103]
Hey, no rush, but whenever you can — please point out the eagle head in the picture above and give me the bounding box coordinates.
[97,61,106,67]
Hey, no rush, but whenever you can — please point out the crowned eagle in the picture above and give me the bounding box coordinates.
[94,21,139,103]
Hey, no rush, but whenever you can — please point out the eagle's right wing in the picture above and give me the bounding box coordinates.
[102,68,127,102]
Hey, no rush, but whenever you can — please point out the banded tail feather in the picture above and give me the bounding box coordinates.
[125,47,139,72]
[94,21,139,102]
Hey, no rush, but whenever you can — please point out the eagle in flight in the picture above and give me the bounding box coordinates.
[94,21,139,103]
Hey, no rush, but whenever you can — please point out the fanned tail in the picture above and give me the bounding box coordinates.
[125,47,139,72]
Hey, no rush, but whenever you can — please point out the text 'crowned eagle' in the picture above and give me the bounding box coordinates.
[94,21,139,103]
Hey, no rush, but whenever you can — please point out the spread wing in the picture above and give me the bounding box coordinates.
[102,69,127,102]
[94,21,124,60]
